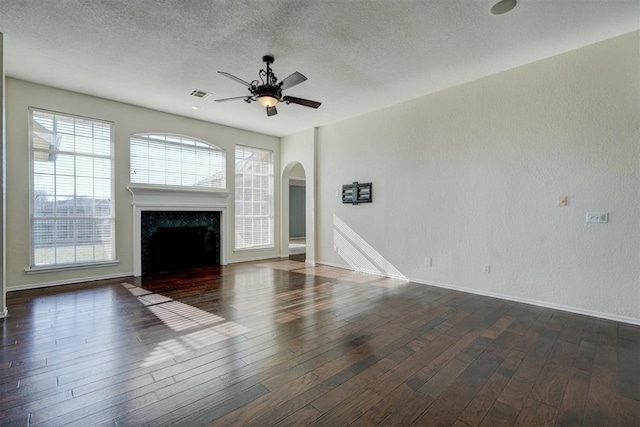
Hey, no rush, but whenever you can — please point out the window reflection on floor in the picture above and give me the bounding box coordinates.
[121,283,251,367]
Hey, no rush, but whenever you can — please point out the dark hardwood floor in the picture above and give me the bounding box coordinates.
[1,259,638,426]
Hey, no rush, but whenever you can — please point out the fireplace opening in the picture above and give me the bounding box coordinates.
[150,226,218,274]
[141,211,221,278]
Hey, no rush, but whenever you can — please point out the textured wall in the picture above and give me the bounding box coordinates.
[316,31,640,323]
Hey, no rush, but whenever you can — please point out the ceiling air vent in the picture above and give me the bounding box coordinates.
[189,89,212,99]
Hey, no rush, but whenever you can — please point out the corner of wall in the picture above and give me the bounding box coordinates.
[0,32,7,317]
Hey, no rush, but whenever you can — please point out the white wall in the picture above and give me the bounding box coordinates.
[6,79,280,290]
[281,128,316,262]
[290,163,305,180]
[316,31,640,324]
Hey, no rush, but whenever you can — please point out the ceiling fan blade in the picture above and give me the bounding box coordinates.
[214,96,250,102]
[266,105,278,117]
[283,96,321,109]
[280,72,307,90]
[218,71,252,87]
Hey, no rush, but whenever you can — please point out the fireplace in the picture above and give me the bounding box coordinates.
[127,185,230,278]
[141,211,221,278]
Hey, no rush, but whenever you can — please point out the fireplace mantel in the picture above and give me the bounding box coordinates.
[127,184,231,207]
[128,185,230,276]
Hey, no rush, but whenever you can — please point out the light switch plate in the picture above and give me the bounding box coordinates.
[586,212,608,223]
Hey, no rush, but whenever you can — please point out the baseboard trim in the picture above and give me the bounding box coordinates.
[317,261,640,326]
[411,277,640,326]
[8,272,134,292]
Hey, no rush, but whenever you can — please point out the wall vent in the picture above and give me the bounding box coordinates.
[189,89,212,99]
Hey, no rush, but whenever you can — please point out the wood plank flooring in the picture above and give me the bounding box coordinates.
[1,259,638,426]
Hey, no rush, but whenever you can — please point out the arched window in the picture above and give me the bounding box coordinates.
[130,134,226,188]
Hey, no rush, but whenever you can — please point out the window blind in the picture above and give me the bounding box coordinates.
[30,108,115,267]
[235,146,274,249]
[130,134,225,188]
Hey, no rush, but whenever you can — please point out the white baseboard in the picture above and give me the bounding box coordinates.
[410,277,640,326]
[316,261,640,326]
[8,272,135,292]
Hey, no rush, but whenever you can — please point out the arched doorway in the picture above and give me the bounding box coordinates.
[282,162,306,260]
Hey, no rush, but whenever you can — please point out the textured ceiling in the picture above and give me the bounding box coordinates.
[1,1,638,137]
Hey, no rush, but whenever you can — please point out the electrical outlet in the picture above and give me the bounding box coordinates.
[586,212,608,223]
[483,264,490,274]
[424,257,432,267]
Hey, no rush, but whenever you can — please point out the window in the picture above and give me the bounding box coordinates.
[235,146,274,249]
[30,109,115,267]
[130,134,225,188]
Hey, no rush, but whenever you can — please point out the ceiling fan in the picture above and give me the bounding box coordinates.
[215,55,321,117]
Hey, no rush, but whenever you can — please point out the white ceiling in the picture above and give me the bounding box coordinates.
[1,1,638,137]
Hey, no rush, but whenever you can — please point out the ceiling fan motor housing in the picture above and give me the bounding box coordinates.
[255,84,282,100]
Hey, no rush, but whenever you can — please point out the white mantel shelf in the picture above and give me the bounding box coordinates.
[127,184,231,198]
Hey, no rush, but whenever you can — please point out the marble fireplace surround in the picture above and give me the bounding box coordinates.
[127,185,230,277]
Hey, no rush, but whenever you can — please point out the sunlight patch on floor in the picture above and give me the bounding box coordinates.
[290,264,382,284]
[372,277,412,288]
[257,260,387,285]
[141,321,251,368]
[148,301,225,332]
[121,283,251,367]
[138,293,172,306]
[257,260,308,271]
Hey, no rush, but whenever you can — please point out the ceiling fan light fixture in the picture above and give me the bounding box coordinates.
[257,95,279,108]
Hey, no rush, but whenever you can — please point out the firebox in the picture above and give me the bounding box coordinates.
[140,211,221,278]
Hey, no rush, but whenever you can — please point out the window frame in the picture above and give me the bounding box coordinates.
[234,145,275,250]
[28,108,117,271]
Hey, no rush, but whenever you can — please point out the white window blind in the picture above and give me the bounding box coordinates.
[130,134,225,188]
[235,146,273,249]
[30,108,115,267]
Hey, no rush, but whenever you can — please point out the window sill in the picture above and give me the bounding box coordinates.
[25,260,120,274]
